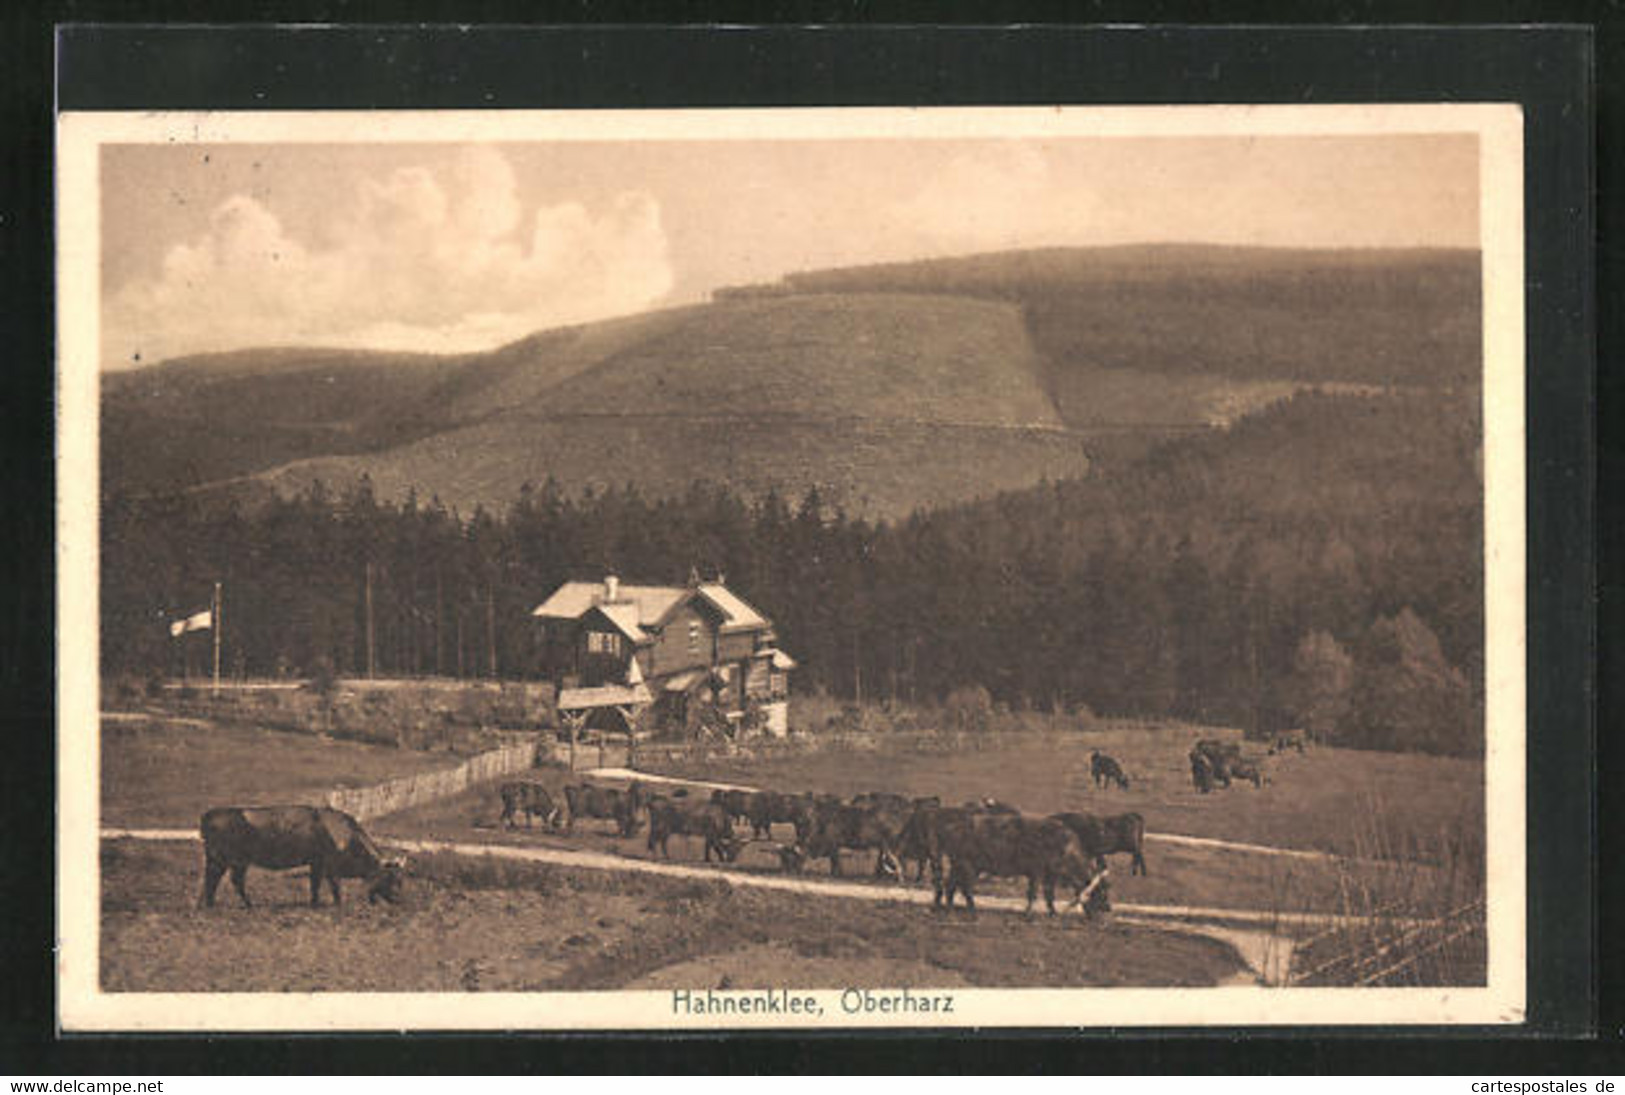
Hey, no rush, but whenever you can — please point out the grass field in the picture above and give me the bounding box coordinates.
[644,725,1484,865]
[101,716,459,828]
[97,716,1486,989]
[101,839,1245,992]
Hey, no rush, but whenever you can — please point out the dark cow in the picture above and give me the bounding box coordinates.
[801,798,909,879]
[1051,810,1147,875]
[1093,812,1148,876]
[852,790,913,813]
[1269,733,1307,755]
[564,781,646,836]
[710,788,753,827]
[1189,748,1214,793]
[974,797,1019,814]
[896,799,956,883]
[746,790,807,840]
[1228,757,1265,788]
[1090,751,1130,790]
[499,781,560,829]
[934,811,1105,917]
[1192,739,1241,788]
[646,797,743,863]
[199,805,404,909]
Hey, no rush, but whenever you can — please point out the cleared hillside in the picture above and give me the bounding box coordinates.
[103,245,1482,519]
[770,245,1482,388]
[539,294,1061,428]
[257,417,1093,522]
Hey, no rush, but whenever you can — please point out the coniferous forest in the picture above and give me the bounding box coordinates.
[101,389,1484,755]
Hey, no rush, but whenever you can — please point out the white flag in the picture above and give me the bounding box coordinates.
[169,608,213,637]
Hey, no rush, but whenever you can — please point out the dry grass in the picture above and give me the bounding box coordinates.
[1282,793,1486,986]
[101,839,1246,992]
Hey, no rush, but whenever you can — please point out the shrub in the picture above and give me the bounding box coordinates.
[943,684,994,734]
[305,655,340,698]
[1345,608,1478,756]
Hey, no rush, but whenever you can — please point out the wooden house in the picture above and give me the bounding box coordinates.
[532,574,795,735]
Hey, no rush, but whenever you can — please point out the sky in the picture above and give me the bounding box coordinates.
[99,134,1479,368]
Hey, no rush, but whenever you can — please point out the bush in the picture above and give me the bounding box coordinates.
[1344,608,1478,756]
[943,684,994,734]
[305,655,340,698]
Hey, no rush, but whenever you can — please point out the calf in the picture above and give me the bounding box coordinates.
[646,797,742,863]
[499,781,560,829]
[564,781,645,837]
[200,805,404,909]
[1090,751,1130,790]
[934,811,1104,917]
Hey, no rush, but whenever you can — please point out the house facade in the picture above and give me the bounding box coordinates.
[532,575,794,735]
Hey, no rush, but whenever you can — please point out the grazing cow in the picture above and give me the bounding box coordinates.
[499,781,560,829]
[199,805,404,909]
[1090,751,1130,790]
[1269,733,1307,755]
[1189,749,1214,794]
[934,811,1105,917]
[646,797,742,863]
[1192,740,1241,788]
[1228,757,1265,788]
[564,781,646,836]
[801,798,910,879]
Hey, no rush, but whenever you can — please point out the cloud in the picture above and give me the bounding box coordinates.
[104,146,673,366]
[886,144,1102,257]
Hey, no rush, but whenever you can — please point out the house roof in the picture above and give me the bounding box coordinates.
[533,578,773,637]
[765,648,798,670]
[558,683,653,711]
[660,669,704,692]
[695,584,769,633]
[591,602,649,644]
[533,582,686,625]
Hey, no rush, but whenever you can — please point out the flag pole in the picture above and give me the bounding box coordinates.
[212,582,222,698]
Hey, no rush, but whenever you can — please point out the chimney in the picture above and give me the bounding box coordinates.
[604,574,620,603]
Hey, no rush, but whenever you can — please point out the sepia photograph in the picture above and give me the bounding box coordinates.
[56,104,1526,1031]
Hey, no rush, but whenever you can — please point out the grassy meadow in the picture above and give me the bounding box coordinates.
[100,715,459,828]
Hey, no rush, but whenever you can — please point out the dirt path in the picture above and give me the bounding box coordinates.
[584,766,1399,868]
[106,824,1302,983]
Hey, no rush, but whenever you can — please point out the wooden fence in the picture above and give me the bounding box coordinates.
[324,739,539,821]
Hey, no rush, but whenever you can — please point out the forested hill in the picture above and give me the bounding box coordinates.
[103,387,1484,756]
[737,244,1481,388]
[103,245,1479,521]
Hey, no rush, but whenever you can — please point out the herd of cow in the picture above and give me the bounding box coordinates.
[1189,734,1304,794]
[191,735,1308,917]
[497,773,1147,919]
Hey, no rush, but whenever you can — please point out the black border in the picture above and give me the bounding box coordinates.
[4,14,1606,1074]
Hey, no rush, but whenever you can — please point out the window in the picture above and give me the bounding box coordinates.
[687,621,701,655]
[587,631,619,657]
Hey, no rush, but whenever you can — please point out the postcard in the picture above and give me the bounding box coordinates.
[57,103,1525,1030]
